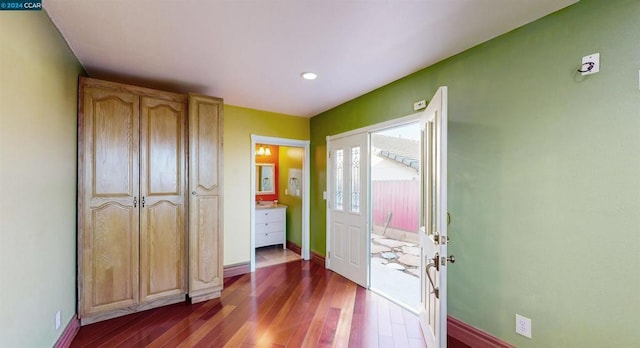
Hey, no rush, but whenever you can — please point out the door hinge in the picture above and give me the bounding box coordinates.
[327,251,330,259]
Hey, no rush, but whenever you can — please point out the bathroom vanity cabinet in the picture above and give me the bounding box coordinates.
[255,205,287,248]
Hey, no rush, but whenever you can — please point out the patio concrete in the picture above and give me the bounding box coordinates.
[370,258,419,310]
[370,231,420,311]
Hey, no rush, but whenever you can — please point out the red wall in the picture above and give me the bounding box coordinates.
[256,145,279,202]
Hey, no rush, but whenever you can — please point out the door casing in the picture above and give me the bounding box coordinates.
[250,135,311,272]
[325,112,423,288]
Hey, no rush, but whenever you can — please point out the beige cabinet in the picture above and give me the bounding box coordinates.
[79,78,216,324]
[188,94,224,303]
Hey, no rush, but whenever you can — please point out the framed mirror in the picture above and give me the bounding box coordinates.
[256,163,275,194]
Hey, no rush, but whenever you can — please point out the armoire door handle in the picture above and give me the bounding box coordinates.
[133,196,137,208]
[142,196,145,207]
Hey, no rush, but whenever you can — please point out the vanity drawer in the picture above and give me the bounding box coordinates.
[256,208,286,223]
[255,231,285,248]
[255,221,284,233]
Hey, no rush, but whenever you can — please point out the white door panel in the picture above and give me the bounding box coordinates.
[328,132,368,287]
[420,87,449,348]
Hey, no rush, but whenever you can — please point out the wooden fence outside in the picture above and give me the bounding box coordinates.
[371,180,419,233]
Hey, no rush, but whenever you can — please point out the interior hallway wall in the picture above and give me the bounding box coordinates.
[223,105,309,265]
[0,11,85,347]
[309,0,640,346]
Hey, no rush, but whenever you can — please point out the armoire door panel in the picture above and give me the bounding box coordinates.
[85,88,139,198]
[140,200,186,301]
[188,94,224,300]
[191,196,221,288]
[139,96,187,303]
[81,82,140,318]
[83,202,139,314]
[140,97,185,196]
[194,102,220,192]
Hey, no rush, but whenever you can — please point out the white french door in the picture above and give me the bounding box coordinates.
[327,132,369,287]
[420,87,450,348]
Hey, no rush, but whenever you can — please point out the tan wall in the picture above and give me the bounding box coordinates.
[223,105,309,265]
[0,12,309,346]
[0,12,85,347]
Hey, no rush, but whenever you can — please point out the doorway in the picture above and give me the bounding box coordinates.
[326,113,422,310]
[250,135,310,272]
[369,122,421,311]
[326,87,449,345]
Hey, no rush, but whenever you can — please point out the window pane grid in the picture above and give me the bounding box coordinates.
[351,146,360,213]
[335,149,344,211]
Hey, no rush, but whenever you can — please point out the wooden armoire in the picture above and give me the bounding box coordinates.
[77,78,223,325]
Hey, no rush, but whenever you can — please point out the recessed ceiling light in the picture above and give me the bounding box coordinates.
[300,72,318,80]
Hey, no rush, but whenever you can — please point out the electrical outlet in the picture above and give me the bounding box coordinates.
[55,310,61,330]
[413,99,426,111]
[515,314,532,339]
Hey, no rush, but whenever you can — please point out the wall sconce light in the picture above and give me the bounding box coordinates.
[257,144,271,156]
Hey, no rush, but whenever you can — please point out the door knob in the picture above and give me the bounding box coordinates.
[446,255,455,264]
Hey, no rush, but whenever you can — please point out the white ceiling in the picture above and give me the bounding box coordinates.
[44,0,577,117]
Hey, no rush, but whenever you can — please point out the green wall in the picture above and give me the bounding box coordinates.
[223,105,309,265]
[310,0,640,346]
[277,146,304,246]
[0,12,85,347]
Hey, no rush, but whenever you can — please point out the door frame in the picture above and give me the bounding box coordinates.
[325,112,423,285]
[250,134,311,272]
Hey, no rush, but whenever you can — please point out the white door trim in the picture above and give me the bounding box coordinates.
[325,111,423,284]
[326,112,423,142]
[250,134,311,272]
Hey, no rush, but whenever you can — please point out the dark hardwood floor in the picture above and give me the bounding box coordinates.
[71,260,426,347]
